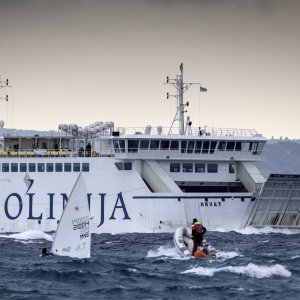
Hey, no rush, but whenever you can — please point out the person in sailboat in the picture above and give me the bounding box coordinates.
[191,218,206,255]
[41,247,50,256]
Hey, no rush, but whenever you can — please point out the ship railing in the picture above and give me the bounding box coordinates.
[115,126,260,137]
[0,148,113,158]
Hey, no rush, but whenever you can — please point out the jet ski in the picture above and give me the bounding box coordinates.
[173,226,216,258]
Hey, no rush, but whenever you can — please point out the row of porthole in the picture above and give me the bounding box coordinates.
[0,162,90,173]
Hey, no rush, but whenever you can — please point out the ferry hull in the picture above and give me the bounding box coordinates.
[0,163,255,233]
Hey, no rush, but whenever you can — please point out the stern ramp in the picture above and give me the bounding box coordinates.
[246,174,300,228]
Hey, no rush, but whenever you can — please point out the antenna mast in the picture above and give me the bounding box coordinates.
[0,77,10,102]
[165,63,207,135]
[0,77,12,126]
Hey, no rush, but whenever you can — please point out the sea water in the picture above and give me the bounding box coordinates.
[0,228,299,299]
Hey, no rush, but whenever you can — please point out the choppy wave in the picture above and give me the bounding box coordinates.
[182,263,291,278]
[216,251,240,260]
[0,230,53,242]
[0,232,299,299]
[147,246,240,262]
[291,255,300,260]
[147,245,183,259]
[214,226,300,235]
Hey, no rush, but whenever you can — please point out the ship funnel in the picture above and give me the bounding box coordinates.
[157,126,163,135]
[144,125,151,135]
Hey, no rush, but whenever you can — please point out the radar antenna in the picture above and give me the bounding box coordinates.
[165,63,207,135]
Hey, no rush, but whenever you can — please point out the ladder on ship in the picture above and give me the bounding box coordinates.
[245,174,300,228]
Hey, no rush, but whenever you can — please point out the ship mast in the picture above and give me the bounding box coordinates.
[0,77,10,103]
[165,63,207,135]
[0,77,11,127]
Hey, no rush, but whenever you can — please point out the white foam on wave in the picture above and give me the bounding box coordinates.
[214,226,299,235]
[0,230,53,242]
[147,246,187,260]
[182,263,291,278]
[291,255,300,260]
[216,251,240,260]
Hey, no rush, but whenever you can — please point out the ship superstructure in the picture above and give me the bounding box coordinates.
[0,65,298,233]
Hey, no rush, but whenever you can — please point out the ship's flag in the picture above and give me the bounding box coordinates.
[200,86,207,92]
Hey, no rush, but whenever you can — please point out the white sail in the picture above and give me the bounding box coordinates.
[51,173,90,258]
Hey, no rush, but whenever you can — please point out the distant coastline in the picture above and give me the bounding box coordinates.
[256,139,300,178]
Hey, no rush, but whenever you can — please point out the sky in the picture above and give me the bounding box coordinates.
[0,0,300,139]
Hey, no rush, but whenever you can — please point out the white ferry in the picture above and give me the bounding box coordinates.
[1,65,299,233]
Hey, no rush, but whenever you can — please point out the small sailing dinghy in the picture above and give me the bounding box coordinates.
[174,226,216,258]
[51,173,91,258]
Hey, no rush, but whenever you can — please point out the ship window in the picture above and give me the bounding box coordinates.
[182,163,193,172]
[46,163,54,172]
[115,162,132,170]
[249,142,253,151]
[64,163,71,172]
[235,142,242,151]
[128,140,139,153]
[113,140,120,153]
[207,163,218,173]
[218,141,226,151]
[226,141,235,151]
[55,163,62,172]
[170,140,179,150]
[73,163,80,172]
[181,141,187,153]
[11,163,18,172]
[82,163,89,172]
[195,163,205,173]
[140,140,150,150]
[241,142,251,151]
[124,162,132,170]
[252,142,258,155]
[20,163,27,172]
[160,140,170,150]
[115,162,123,170]
[170,163,180,172]
[119,140,125,153]
[229,163,235,174]
[195,141,202,154]
[187,141,195,153]
[202,141,209,154]
[2,163,9,172]
[256,142,265,155]
[150,139,159,150]
[38,163,45,172]
[210,141,217,154]
[29,163,36,172]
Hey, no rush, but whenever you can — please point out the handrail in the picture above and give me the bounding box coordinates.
[0,149,109,158]
[115,126,260,137]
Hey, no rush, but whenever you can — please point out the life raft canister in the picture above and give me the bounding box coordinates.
[194,250,208,258]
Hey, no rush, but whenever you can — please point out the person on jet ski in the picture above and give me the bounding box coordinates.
[191,218,206,255]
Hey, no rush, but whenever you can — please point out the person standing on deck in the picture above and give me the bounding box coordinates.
[191,218,206,255]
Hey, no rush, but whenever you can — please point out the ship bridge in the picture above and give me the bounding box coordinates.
[110,126,266,162]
